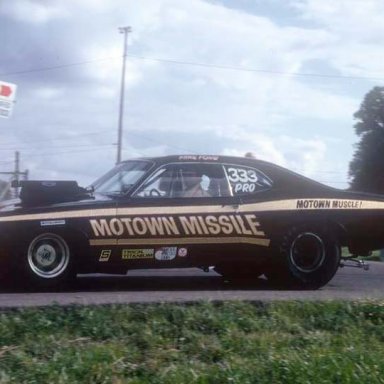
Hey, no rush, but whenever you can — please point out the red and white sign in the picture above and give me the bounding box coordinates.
[0,81,17,119]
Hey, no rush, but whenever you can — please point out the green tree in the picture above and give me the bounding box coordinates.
[349,86,384,193]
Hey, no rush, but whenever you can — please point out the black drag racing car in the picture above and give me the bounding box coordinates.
[0,155,379,289]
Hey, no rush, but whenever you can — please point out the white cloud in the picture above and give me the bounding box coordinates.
[222,129,326,170]
[1,0,378,187]
[221,132,346,187]
[0,0,68,23]
[34,86,64,100]
[293,0,384,76]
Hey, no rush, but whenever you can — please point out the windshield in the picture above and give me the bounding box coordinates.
[91,160,153,195]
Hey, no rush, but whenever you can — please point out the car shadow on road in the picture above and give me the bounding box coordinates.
[0,274,277,293]
[74,275,273,292]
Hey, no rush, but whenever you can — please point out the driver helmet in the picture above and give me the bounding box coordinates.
[182,168,203,190]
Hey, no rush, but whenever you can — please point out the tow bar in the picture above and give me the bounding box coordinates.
[340,256,370,271]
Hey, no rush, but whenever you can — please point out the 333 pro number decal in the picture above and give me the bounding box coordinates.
[227,167,258,183]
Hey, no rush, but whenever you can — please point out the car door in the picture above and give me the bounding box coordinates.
[114,161,241,268]
[221,163,275,257]
[86,160,153,271]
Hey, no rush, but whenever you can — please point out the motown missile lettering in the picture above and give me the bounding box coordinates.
[90,213,266,238]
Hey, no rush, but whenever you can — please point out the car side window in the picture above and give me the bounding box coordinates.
[134,167,173,198]
[224,165,272,195]
[134,163,232,198]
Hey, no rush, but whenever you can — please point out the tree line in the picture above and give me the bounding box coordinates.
[349,86,384,193]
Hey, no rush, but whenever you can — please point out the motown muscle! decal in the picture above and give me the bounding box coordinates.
[296,199,363,209]
[89,213,270,247]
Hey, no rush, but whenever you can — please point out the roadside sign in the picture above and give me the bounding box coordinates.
[0,81,17,119]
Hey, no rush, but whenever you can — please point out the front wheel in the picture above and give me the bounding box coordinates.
[20,232,76,289]
[266,226,340,289]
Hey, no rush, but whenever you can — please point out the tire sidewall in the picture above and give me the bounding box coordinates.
[17,231,76,290]
[276,225,340,289]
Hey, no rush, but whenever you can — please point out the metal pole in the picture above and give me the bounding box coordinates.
[14,151,20,197]
[116,26,132,164]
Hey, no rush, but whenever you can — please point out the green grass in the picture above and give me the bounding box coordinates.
[1,301,384,383]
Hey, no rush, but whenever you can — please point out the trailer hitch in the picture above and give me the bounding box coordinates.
[340,256,370,271]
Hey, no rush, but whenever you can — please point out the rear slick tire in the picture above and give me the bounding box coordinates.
[267,225,340,289]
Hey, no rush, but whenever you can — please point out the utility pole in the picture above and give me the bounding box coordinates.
[116,26,132,164]
[14,150,20,188]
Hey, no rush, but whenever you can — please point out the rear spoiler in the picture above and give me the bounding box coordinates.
[11,180,91,206]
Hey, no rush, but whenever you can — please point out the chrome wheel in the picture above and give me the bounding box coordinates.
[289,232,325,273]
[27,233,70,279]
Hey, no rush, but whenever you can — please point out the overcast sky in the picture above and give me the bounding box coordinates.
[1,0,384,188]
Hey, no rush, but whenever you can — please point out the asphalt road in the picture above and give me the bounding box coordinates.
[0,261,383,308]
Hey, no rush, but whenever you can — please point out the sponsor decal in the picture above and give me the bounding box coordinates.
[155,247,177,261]
[178,155,219,161]
[121,249,154,260]
[99,249,111,262]
[40,219,66,227]
[178,248,188,257]
[296,199,363,210]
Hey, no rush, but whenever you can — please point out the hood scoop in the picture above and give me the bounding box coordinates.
[13,180,91,206]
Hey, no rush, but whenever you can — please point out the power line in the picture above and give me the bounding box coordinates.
[0,130,112,149]
[126,54,384,82]
[129,131,198,155]
[0,160,15,166]
[1,53,384,82]
[22,146,150,159]
[0,143,113,152]
[22,147,115,158]
[0,130,197,157]
[0,57,116,77]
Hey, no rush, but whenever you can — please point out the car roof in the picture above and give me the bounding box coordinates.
[120,154,294,180]
[121,154,273,167]
[120,154,334,191]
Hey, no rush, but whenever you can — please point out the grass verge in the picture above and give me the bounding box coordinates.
[1,301,384,383]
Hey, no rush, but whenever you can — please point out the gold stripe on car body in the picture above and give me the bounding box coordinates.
[89,236,270,247]
[89,239,117,246]
[1,199,384,223]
